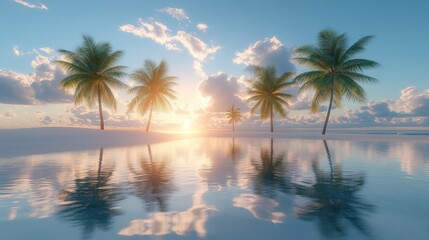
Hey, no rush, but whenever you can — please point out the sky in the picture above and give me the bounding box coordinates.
[0,0,428,130]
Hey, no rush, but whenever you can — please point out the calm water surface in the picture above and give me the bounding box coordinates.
[0,138,428,240]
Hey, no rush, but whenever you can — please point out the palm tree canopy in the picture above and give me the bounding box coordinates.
[246,66,294,120]
[128,59,177,115]
[55,35,128,110]
[225,104,243,124]
[294,29,379,112]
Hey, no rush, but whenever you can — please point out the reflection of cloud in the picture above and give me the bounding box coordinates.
[8,206,19,220]
[119,184,216,237]
[233,193,285,223]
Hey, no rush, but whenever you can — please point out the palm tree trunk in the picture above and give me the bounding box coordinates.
[233,122,235,132]
[270,138,274,165]
[270,105,274,132]
[147,145,153,164]
[97,148,103,189]
[97,86,105,130]
[323,140,334,181]
[145,103,153,132]
[322,86,334,135]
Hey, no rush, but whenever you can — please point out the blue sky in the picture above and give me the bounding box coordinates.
[0,0,428,129]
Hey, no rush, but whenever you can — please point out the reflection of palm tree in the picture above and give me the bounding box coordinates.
[228,138,241,163]
[251,139,292,198]
[295,140,374,239]
[128,145,174,212]
[58,149,123,239]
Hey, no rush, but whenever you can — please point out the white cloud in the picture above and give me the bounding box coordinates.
[234,36,295,74]
[14,0,48,10]
[119,19,221,77]
[0,51,72,105]
[13,46,22,56]
[197,72,247,112]
[119,19,180,50]
[196,23,208,32]
[159,7,189,21]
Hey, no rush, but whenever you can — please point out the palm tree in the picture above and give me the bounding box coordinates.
[246,66,294,132]
[294,29,379,134]
[128,60,177,132]
[55,35,127,130]
[225,104,242,132]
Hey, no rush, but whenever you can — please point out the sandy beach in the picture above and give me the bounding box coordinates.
[0,127,427,158]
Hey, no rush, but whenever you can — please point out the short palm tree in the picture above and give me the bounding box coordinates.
[225,104,242,132]
[55,35,127,130]
[128,60,177,132]
[246,66,294,132]
[294,29,379,134]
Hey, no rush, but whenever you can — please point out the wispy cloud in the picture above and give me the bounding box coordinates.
[159,7,189,21]
[14,0,48,10]
[119,19,220,77]
[197,23,208,32]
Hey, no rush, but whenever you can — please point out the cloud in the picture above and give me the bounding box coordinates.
[12,46,33,56]
[196,23,208,32]
[67,106,144,128]
[14,0,48,10]
[159,7,189,21]
[4,111,16,118]
[197,72,247,112]
[286,86,429,128]
[119,19,220,77]
[234,36,295,74]
[0,52,73,105]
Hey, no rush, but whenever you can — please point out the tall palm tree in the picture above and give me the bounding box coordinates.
[294,29,379,134]
[225,104,242,132]
[55,35,127,130]
[128,60,177,132]
[246,66,294,132]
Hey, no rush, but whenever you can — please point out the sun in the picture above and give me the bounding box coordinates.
[182,119,192,132]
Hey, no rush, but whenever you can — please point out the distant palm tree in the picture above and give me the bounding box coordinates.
[128,60,177,132]
[246,66,294,132]
[294,29,379,134]
[55,35,127,130]
[225,104,242,132]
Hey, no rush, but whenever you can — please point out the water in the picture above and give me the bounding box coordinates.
[0,138,428,240]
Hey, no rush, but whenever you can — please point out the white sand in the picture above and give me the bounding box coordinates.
[0,127,427,158]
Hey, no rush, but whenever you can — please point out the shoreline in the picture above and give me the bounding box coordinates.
[0,127,428,158]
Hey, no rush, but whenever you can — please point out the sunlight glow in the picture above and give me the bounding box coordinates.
[182,119,192,132]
